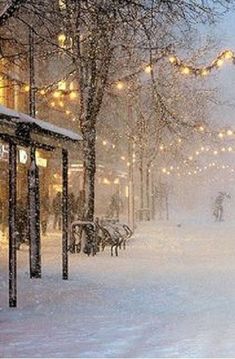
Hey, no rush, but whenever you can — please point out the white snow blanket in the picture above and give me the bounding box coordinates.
[1,219,235,357]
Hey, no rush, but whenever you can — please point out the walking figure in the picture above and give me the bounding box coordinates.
[213,192,231,222]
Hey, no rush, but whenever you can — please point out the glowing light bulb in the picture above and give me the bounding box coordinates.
[69,91,77,100]
[188,156,193,161]
[102,140,107,146]
[116,81,124,90]
[218,132,224,138]
[51,101,55,107]
[145,65,152,74]
[65,110,71,115]
[169,56,177,64]
[24,84,30,92]
[227,129,233,136]
[162,168,167,173]
[121,156,126,161]
[40,89,46,95]
[58,33,66,44]
[213,150,218,155]
[224,50,233,59]
[159,144,164,151]
[53,91,61,98]
[201,68,209,76]
[181,66,190,75]
[228,146,233,152]
[199,126,204,132]
[216,59,224,67]
[58,80,66,90]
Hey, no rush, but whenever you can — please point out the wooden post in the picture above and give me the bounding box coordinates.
[29,27,36,117]
[62,148,68,280]
[28,146,41,278]
[9,142,17,307]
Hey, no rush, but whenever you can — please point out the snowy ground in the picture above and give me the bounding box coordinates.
[1,219,235,357]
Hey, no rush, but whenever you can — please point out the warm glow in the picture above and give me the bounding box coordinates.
[24,84,30,92]
[162,168,167,173]
[59,101,64,107]
[145,65,152,74]
[51,101,55,107]
[103,178,111,185]
[181,66,190,75]
[213,150,218,155]
[227,129,233,136]
[53,91,61,98]
[121,156,126,161]
[58,80,66,90]
[218,132,224,138]
[228,146,233,152]
[102,140,107,146]
[65,110,71,115]
[40,89,46,95]
[116,81,124,90]
[188,156,193,161]
[58,33,66,44]
[114,178,120,184]
[224,50,233,59]
[69,91,77,100]
[169,56,177,64]
[199,126,204,132]
[216,59,224,67]
[159,144,164,151]
[201,68,209,76]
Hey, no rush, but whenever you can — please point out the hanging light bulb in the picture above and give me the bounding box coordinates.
[169,56,177,64]
[216,59,224,67]
[116,81,124,90]
[201,68,209,76]
[181,66,190,75]
[24,84,30,92]
[145,65,152,74]
[69,91,77,100]
[224,50,233,59]
[53,91,61,98]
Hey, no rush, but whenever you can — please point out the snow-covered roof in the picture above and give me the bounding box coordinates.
[0,104,82,142]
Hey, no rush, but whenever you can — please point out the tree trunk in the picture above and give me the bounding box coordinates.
[139,153,144,221]
[146,165,150,220]
[82,123,97,255]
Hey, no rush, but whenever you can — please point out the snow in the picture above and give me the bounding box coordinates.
[1,219,235,357]
[0,104,82,141]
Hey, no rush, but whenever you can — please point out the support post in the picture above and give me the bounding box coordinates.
[9,142,17,307]
[28,146,41,278]
[29,27,36,117]
[62,148,68,280]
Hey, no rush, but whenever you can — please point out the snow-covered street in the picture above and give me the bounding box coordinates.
[1,219,235,357]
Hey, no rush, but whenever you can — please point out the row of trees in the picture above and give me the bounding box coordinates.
[0,0,234,230]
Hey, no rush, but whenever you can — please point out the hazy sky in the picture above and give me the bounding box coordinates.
[209,9,235,127]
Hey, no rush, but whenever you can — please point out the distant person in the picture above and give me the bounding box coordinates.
[52,191,62,230]
[213,192,231,222]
